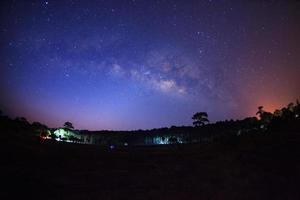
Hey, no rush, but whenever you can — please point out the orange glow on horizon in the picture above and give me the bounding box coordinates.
[255,98,291,114]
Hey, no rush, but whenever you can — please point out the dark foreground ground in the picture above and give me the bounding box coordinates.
[2,132,300,200]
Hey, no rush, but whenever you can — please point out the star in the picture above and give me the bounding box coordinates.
[0,0,299,130]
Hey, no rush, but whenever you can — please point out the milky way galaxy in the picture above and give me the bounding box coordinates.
[0,0,299,130]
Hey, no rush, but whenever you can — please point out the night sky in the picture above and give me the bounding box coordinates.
[0,0,299,130]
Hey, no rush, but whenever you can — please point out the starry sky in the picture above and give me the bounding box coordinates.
[0,0,299,130]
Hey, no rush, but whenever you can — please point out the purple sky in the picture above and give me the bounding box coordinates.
[0,0,299,130]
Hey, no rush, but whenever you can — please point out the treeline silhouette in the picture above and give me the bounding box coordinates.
[1,100,300,145]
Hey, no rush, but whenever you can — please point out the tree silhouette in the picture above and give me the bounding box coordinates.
[192,112,209,127]
[256,106,273,125]
[32,122,49,137]
[168,136,178,144]
[295,100,300,117]
[281,107,293,120]
[256,106,264,118]
[16,117,29,124]
[273,109,282,117]
[64,121,74,129]
[32,122,48,130]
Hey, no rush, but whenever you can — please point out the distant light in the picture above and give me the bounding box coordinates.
[124,142,128,146]
[109,145,115,149]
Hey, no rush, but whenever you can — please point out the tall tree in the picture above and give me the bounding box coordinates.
[192,112,209,127]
